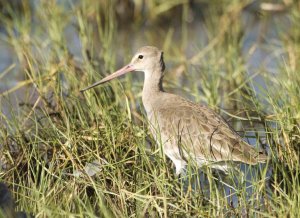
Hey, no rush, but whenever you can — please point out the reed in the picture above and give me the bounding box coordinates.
[0,0,299,217]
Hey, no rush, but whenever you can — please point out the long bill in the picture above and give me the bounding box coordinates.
[80,64,134,92]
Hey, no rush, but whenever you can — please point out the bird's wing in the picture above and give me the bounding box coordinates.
[156,100,266,164]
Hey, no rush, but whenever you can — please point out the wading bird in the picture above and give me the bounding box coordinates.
[81,46,267,175]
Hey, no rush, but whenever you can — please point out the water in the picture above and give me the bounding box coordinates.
[0,1,290,211]
[0,2,289,116]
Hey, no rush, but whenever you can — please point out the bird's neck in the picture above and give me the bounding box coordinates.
[142,68,164,114]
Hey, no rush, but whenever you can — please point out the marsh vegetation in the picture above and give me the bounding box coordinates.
[0,0,299,217]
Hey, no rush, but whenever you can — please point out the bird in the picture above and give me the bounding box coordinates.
[81,46,268,175]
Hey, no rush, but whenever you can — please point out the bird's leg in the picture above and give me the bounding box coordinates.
[172,159,187,176]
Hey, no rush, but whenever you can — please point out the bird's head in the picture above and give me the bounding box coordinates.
[80,46,164,92]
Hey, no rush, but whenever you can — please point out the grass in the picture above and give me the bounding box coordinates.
[0,0,299,217]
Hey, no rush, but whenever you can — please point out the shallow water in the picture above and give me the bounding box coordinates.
[0,2,289,116]
[0,1,290,209]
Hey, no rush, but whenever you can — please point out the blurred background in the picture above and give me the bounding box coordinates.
[0,0,299,217]
[0,0,293,116]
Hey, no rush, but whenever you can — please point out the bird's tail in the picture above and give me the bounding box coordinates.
[240,141,269,165]
[256,151,268,163]
[247,146,268,165]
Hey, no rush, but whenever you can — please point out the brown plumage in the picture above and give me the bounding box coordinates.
[81,46,268,175]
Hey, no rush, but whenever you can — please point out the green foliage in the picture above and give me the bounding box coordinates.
[0,0,299,217]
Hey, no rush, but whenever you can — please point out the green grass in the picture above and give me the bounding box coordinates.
[0,0,299,217]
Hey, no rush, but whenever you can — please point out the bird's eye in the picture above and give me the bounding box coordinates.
[138,55,144,59]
